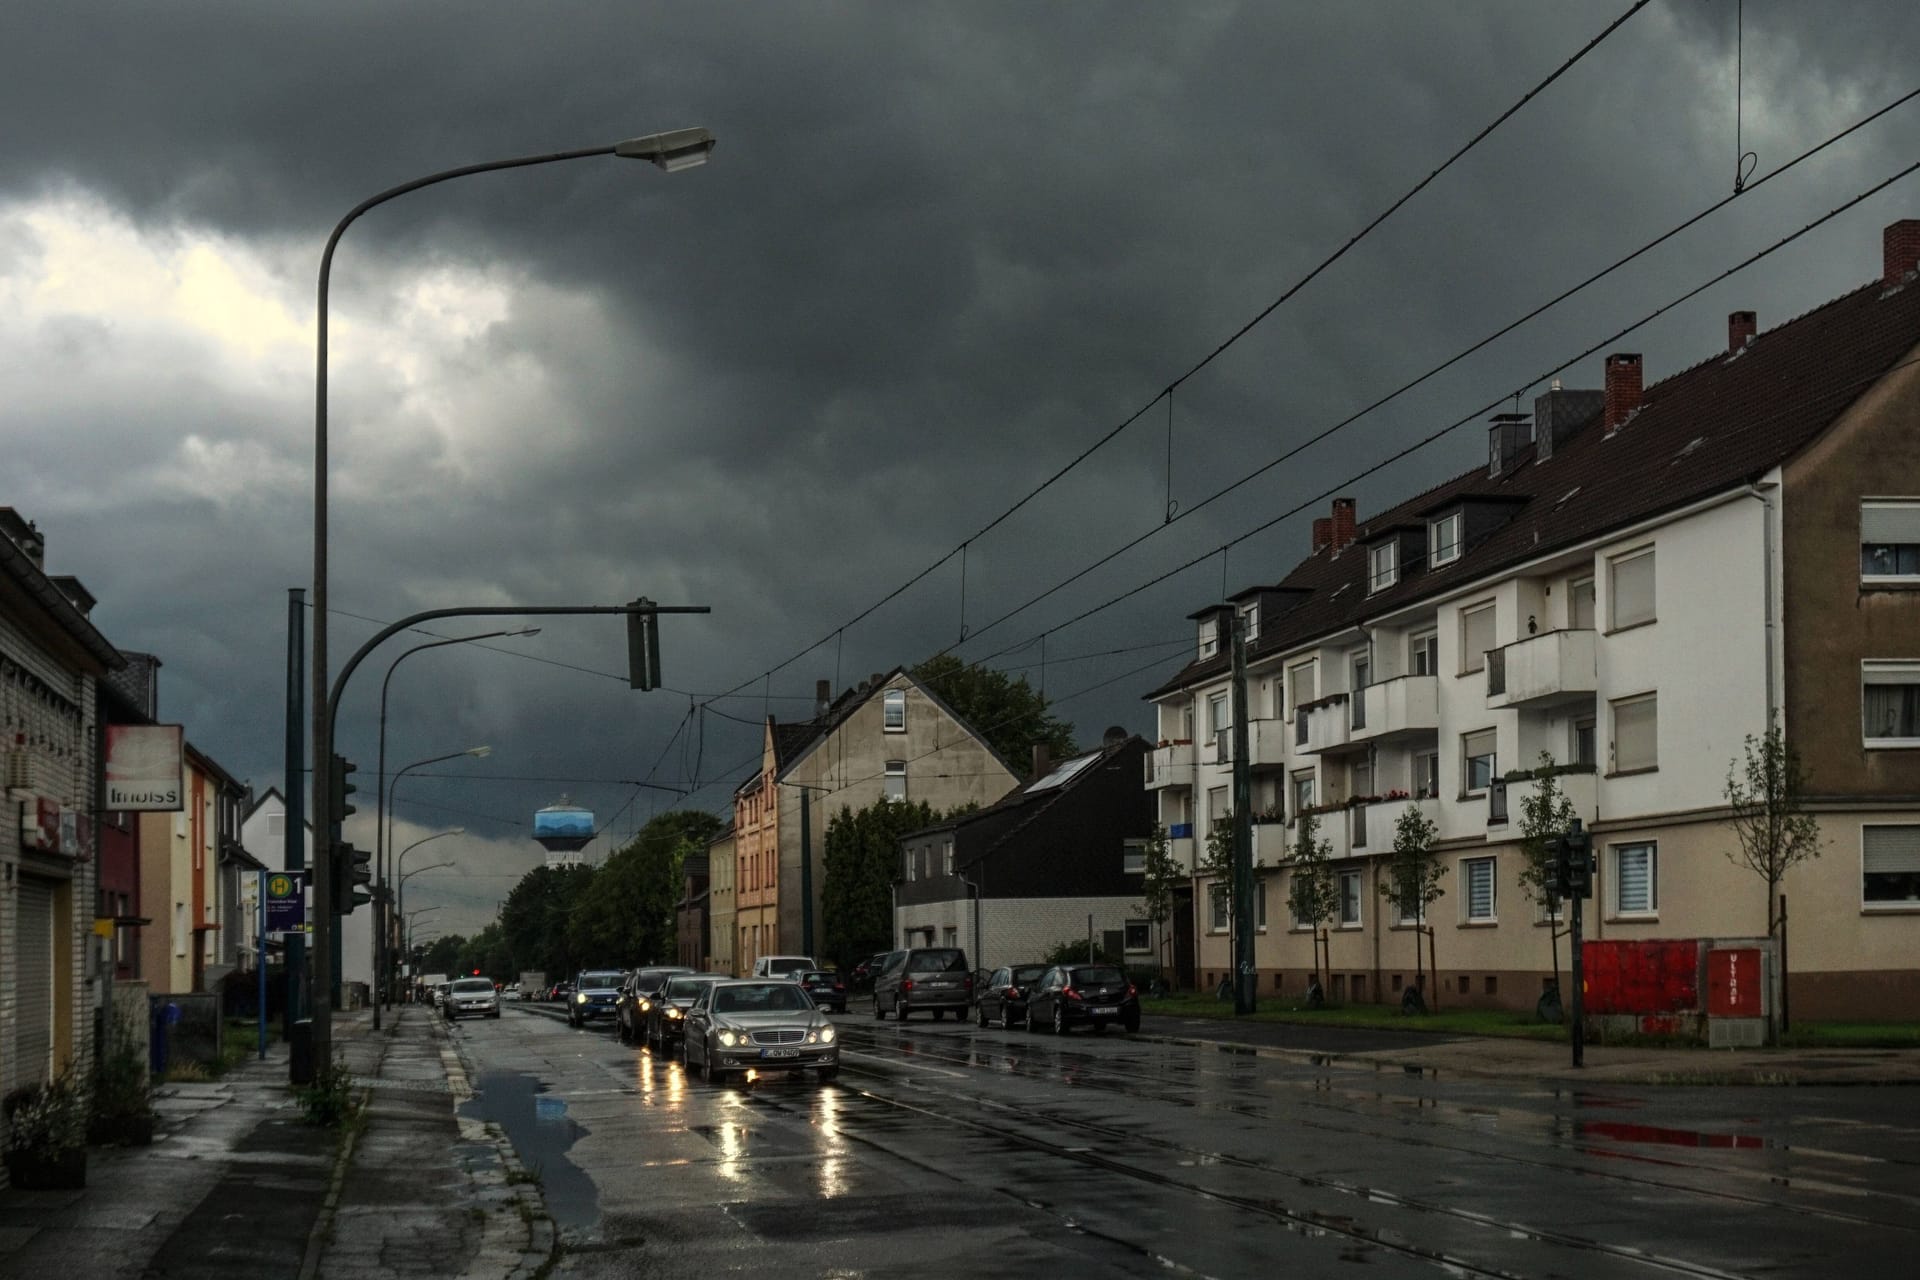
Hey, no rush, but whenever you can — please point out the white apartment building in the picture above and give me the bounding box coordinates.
[1143,219,1920,1018]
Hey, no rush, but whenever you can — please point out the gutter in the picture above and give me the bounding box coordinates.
[1744,483,1781,727]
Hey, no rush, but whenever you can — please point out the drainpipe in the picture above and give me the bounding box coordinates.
[1745,483,1780,728]
[960,872,982,968]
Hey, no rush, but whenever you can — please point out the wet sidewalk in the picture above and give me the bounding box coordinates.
[1139,1014,1920,1085]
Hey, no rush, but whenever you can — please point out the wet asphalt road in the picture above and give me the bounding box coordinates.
[449,1004,1920,1278]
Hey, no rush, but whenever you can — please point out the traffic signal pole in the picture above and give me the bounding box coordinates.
[1229,611,1256,1016]
[308,600,708,1065]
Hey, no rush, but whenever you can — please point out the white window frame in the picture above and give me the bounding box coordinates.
[1862,823,1920,909]
[1610,693,1659,773]
[1569,576,1596,630]
[1122,838,1148,875]
[1243,603,1260,641]
[884,760,908,801]
[1412,750,1440,800]
[1368,541,1398,594]
[882,689,907,732]
[1611,841,1658,917]
[1208,884,1230,932]
[1207,691,1229,743]
[1861,500,1920,584]
[1428,511,1462,567]
[1571,715,1597,768]
[1199,618,1220,659]
[1461,729,1497,796]
[1608,546,1657,630]
[1338,870,1363,928]
[1396,892,1425,927]
[1862,661,1920,749]
[1462,857,1497,923]
[1255,878,1268,932]
[1287,660,1316,711]
[1290,770,1315,816]
[1410,630,1438,677]
[1124,919,1152,952]
[905,847,917,882]
[942,840,954,876]
[1459,603,1495,675]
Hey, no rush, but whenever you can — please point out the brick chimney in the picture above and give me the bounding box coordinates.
[1329,497,1357,555]
[1603,353,1643,432]
[1032,743,1051,780]
[1887,219,1920,287]
[1311,517,1332,554]
[1728,310,1757,354]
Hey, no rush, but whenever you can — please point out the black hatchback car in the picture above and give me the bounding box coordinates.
[1024,964,1140,1034]
[797,970,848,1014]
[974,964,1051,1029]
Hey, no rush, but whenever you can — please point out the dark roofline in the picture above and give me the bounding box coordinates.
[0,532,124,673]
[777,665,1024,783]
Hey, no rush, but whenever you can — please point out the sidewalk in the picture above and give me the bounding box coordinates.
[0,1005,550,1280]
[1139,1015,1920,1085]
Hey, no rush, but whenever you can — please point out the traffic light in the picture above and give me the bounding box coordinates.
[1553,821,1595,899]
[626,596,661,691]
[330,839,374,914]
[329,753,359,822]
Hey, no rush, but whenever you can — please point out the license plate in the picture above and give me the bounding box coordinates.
[1093,1006,1119,1015]
[761,1047,800,1059]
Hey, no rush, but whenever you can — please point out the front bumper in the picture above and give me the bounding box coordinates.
[715,1045,839,1071]
[449,1001,497,1017]
[574,1003,617,1020]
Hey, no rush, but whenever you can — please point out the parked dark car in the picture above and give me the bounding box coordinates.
[1024,964,1140,1034]
[567,970,626,1028]
[974,964,1051,1029]
[644,973,729,1050]
[849,951,897,992]
[797,969,848,1014]
[871,947,972,1021]
[616,966,694,1045]
[547,981,573,1003]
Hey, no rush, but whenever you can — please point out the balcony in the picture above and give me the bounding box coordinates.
[1503,768,1599,828]
[1298,695,1356,755]
[1214,718,1290,770]
[1486,629,1597,710]
[1349,793,1441,851]
[1350,675,1439,745]
[1274,808,1355,862]
[1169,832,1197,872]
[1144,741,1196,790]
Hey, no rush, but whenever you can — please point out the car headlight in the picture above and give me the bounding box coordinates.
[819,1025,835,1044]
[666,1007,683,1019]
[576,993,588,1004]
[638,999,651,1013]
[718,1029,738,1047]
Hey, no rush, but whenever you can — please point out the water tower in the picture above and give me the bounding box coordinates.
[533,797,594,868]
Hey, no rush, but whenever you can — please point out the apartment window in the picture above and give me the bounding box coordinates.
[1208,691,1229,742]
[1396,891,1424,926]
[1462,729,1497,794]
[883,689,907,732]
[1243,603,1260,641]
[1124,919,1152,952]
[943,926,958,947]
[1463,857,1497,922]
[1863,662,1920,746]
[1861,501,1920,581]
[1255,879,1268,930]
[267,812,285,838]
[174,903,187,957]
[1338,871,1363,927]
[1368,541,1398,594]
[1413,750,1439,799]
[1208,785,1229,829]
[1613,842,1658,915]
[1409,630,1438,677]
[1199,619,1220,658]
[1209,884,1230,931]
[1863,825,1920,905]
[1609,547,1656,629]
[1572,716,1597,768]
[942,840,954,876]
[1350,653,1370,730]
[1290,770,1315,816]
[1429,512,1462,567]
[1122,838,1148,875]
[1460,603,1495,675]
[905,847,917,882]
[1288,661,1316,711]
[1611,694,1658,772]
[1570,577,1596,630]
[884,760,908,800]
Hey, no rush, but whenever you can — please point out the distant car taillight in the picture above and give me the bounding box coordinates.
[902,978,914,993]
[963,975,973,992]
[1063,987,1081,1002]
[1004,986,1018,998]
[1127,984,1137,998]
[834,982,845,991]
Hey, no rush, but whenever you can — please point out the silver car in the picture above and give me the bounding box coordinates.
[684,980,839,1084]
[444,976,500,1021]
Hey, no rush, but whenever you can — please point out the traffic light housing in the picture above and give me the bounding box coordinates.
[329,753,359,822]
[330,839,374,915]
[627,597,661,691]
[1553,823,1595,899]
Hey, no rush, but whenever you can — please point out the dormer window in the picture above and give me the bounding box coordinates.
[1428,512,1461,567]
[1368,541,1397,594]
[1198,619,1220,659]
[1242,603,1260,641]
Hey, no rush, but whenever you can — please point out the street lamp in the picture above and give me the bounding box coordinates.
[385,825,465,1008]
[373,748,487,1024]
[310,127,715,1065]
[374,628,536,1018]
[395,853,455,979]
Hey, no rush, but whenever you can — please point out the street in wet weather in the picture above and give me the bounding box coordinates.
[444,1003,1920,1278]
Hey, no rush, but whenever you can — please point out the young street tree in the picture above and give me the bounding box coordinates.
[1724,726,1822,938]
[910,653,1077,769]
[1135,824,1180,981]
[1285,810,1338,999]
[1380,802,1445,1010]
[1516,752,1578,1005]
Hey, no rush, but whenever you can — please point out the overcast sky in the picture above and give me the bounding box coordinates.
[6,1,1916,938]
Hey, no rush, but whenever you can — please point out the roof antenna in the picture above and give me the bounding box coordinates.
[1733,0,1758,193]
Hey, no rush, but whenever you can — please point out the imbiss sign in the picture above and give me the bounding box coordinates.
[104,724,185,811]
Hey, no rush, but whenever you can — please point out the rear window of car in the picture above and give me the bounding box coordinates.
[1012,965,1050,984]
[907,949,967,973]
[452,979,494,993]
[1070,966,1126,986]
[763,957,810,975]
[800,970,836,983]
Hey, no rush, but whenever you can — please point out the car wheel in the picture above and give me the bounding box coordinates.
[1053,1003,1067,1035]
[1123,1011,1141,1033]
[1002,1004,1016,1031]
[873,996,885,1021]
[976,1004,988,1028]
[895,1000,910,1022]
[1024,1003,1037,1033]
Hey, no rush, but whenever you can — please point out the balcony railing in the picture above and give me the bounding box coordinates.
[1351,675,1439,744]
[1144,741,1197,789]
[1487,778,1509,824]
[1486,628,1597,709]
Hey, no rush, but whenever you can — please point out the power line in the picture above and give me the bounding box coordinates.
[692,1,1652,709]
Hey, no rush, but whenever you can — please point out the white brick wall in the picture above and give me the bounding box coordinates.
[897,895,1145,971]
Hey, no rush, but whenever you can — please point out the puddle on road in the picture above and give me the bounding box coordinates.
[460,1070,600,1232]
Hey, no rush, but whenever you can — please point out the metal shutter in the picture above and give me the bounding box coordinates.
[14,876,56,1086]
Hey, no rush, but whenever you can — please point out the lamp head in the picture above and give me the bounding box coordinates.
[614,127,715,172]
[467,746,491,759]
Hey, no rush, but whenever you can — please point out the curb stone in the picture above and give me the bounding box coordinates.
[436,1016,558,1278]
[296,1034,388,1280]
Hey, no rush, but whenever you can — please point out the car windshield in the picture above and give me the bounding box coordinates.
[908,949,967,974]
[1070,966,1127,986]
[1012,965,1050,984]
[665,977,717,999]
[452,979,493,993]
[712,983,812,1014]
[578,972,623,988]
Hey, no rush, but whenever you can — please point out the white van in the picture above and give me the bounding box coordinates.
[751,955,815,979]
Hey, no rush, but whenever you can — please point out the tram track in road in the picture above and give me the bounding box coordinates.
[830,1020,1920,1245]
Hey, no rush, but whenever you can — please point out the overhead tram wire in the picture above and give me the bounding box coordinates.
[692,0,1654,711]
[963,164,1920,665]
[945,99,1920,661]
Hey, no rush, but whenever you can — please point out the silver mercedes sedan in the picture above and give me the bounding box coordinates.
[683,979,839,1084]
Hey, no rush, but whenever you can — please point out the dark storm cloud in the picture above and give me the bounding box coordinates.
[5,1,1919,924]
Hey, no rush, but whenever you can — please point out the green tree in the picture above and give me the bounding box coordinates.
[1040,938,1122,966]
[1135,824,1180,980]
[820,798,938,972]
[910,653,1077,770]
[500,864,596,977]
[1284,811,1337,997]
[1516,752,1577,1002]
[420,934,465,976]
[570,809,724,968]
[1724,726,1822,939]
[1380,803,1445,1008]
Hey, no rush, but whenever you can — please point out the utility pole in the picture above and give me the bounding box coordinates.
[284,589,307,1058]
[799,786,814,959]
[1230,610,1256,1015]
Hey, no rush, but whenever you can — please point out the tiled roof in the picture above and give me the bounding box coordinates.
[1147,273,1920,699]
[903,733,1144,848]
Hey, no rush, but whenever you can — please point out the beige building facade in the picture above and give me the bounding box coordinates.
[707,827,736,976]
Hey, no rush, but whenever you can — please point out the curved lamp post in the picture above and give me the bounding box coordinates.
[373,749,487,1024]
[384,826,465,1008]
[310,127,716,1063]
